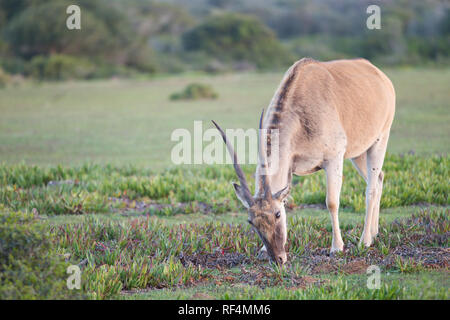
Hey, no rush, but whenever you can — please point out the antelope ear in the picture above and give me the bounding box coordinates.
[273,185,290,202]
[233,183,252,209]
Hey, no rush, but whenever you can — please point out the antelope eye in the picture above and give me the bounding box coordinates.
[275,211,281,219]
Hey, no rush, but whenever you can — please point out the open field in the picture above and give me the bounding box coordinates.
[0,68,449,168]
[0,68,448,299]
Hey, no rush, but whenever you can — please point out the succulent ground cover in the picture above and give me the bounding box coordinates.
[1,160,448,299]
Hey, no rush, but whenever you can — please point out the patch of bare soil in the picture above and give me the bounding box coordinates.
[310,261,336,274]
[300,243,448,275]
[180,251,250,268]
[225,265,326,289]
[178,250,326,289]
[382,246,450,269]
[342,260,370,274]
[306,256,369,275]
[415,233,449,246]
[288,276,326,290]
[190,292,215,300]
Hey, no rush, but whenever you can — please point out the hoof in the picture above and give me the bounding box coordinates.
[359,237,373,247]
[257,247,270,261]
[330,239,344,255]
[370,227,379,238]
[329,246,343,256]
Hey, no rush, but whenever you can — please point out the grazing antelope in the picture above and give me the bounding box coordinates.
[213,58,395,265]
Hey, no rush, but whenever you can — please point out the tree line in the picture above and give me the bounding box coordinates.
[0,0,448,82]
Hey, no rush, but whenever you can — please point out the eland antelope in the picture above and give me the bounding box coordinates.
[212,58,395,265]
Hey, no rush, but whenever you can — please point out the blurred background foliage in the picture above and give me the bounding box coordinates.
[0,0,448,81]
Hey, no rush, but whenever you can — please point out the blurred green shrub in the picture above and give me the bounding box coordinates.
[0,207,82,299]
[4,1,136,61]
[0,67,11,88]
[288,36,351,62]
[0,57,27,75]
[26,54,96,81]
[182,13,293,69]
[170,83,218,100]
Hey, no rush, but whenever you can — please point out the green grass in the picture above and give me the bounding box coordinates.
[0,68,448,168]
[0,155,447,216]
[3,195,448,299]
[122,272,449,300]
[47,206,448,299]
[44,206,425,228]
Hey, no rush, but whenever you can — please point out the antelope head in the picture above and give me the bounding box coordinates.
[212,110,291,265]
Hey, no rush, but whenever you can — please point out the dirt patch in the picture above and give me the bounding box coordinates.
[290,276,324,289]
[342,259,370,274]
[311,261,337,274]
[383,246,450,269]
[222,265,326,289]
[180,251,250,268]
[297,241,449,275]
[308,258,368,275]
[413,232,449,246]
[299,248,342,274]
[190,292,215,300]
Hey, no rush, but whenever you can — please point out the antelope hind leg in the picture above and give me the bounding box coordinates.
[352,152,383,242]
[370,170,384,238]
[360,133,389,247]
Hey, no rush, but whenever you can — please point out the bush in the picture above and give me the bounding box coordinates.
[4,0,137,62]
[170,83,218,101]
[26,54,96,81]
[182,13,292,69]
[0,56,27,75]
[288,36,352,62]
[151,52,186,74]
[0,208,82,299]
[0,67,11,88]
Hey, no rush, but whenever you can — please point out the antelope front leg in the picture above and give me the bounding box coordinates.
[257,246,269,260]
[324,156,344,253]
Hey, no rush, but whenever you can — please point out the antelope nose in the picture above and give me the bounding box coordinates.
[276,253,287,265]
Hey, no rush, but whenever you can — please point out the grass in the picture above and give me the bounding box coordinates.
[0,68,448,168]
[0,67,448,299]
[0,155,447,216]
[2,173,448,300]
[123,272,448,300]
[48,206,448,299]
[44,206,425,228]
